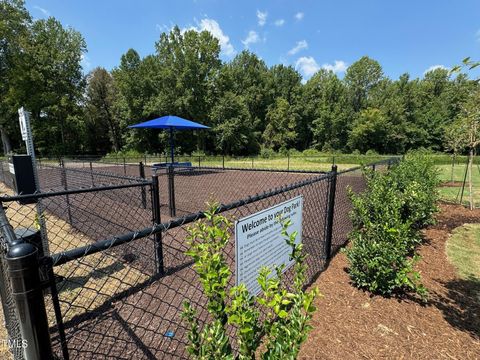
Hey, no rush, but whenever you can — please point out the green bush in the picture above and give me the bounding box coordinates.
[182,204,319,359]
[345,153,438,297]
[260,147,275,159]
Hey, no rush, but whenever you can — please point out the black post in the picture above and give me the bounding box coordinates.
[222,155,225,170]
[151,175,165,275]
[372,164,376,172]
[324,165,338,259]
[459,156,469,204]
[123,157,127,175]
[167,165,176,217]
[89,161,95,187]
[139,162,147,209]
[60,160,73,224]
[287,154,290,171]
[198,156,201,168]
[252,157,254,169]
[6,241,54,359]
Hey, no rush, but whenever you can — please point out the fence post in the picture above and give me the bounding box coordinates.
[167,165,176,217]
[198,156,201,168]
[287,154,290,171]
[151,175,165,275]
[6,240,54,359]
[89,161,95,187]
[252,157,254,169]
[324,165,338,259]
[222,155,225,170]
[123,157,127,175]
[60,160,73,224]
[139,162,147,209]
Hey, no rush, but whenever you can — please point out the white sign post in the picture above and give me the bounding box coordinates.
[235,196,303,295]
[18,107,28,141]
[17,107,49,255]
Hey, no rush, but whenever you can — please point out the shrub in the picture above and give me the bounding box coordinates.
[345,153,438,297]
[260,147,275,159]
[182,203,319,359]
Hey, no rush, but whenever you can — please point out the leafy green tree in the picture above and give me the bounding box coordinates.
[303,69,351,150]
[0,0,31,153]
[453,89,480,209]
[263,97,299,151]
[215,51,269,144]
[348,108,391,153]
[210,92,259,155]
[344,56,383,112]
[84,67,122,153]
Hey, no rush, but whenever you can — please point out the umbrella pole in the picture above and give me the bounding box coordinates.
[169,127,174,164]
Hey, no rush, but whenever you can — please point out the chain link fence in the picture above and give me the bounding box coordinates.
[0,157,398,359]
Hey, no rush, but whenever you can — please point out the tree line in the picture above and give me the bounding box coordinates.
[1,0,479,157]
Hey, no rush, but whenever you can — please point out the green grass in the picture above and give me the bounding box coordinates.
[446,223,480,280]
[436,163,480,207]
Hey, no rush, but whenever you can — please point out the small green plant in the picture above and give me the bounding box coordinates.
[182,203,319,359]
[345,153,438,298]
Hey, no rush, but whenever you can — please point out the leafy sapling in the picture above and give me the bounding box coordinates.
[183,204,319,360]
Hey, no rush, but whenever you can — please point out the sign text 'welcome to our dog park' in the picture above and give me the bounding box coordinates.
[235,196,303,295]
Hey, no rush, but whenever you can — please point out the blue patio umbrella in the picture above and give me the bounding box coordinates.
[128,115,209,164]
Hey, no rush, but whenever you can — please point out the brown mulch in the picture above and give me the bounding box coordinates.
[440,181,464,187]
[299,202,480,359]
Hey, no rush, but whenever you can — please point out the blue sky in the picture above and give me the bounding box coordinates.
[26,0,480,81]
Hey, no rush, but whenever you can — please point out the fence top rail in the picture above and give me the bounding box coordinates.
[337,157,400,175]
[172,165,327,175]
[0,181,152,203]
[39,162,147,183]
[50,171,333,267]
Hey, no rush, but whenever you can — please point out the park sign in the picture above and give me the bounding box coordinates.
[18,107,28,141]
[235,196,303,295]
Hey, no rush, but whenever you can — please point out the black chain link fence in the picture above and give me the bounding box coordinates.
[0,157,398,359]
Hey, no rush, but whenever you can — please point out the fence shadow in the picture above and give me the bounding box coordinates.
[430,276,480,339]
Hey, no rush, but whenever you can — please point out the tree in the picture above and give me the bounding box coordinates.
[263,98,299,151]
[210,92,258,155]
[16,16,86,155]
[348,108,391,153]
[303,69,351,151]
[154,26,221,153]
[84,67,122,153]
[0,0,31,153]
[454,90,480,210]
[344,56,383,112]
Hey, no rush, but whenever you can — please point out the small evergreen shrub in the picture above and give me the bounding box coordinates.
[182,204,319,359]
[345,153,438,297]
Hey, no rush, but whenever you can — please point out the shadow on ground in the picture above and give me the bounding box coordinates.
[431,276,480,339]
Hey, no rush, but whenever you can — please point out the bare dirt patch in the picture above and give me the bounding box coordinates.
[299,202,480,359]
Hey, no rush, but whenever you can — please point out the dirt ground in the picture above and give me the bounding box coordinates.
[299,202,480,360]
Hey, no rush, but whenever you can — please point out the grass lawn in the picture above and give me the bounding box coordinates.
[446,223,480,281]
[437,163,480,207]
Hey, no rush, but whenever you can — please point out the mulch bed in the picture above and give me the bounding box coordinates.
[440,180,464,187]
[299,202,480,359]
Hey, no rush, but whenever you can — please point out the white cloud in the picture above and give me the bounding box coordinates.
[424,64,448,74]
[288,40,308,55]
[294,12,304,21]
[81,54,91,70]
[33,5,50,17]
[274,19,285,27]
[187,18,236,57]
[242,30,260,47]
[322,60,348,73]
[257,10,268,26]
[295,56,320,79]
